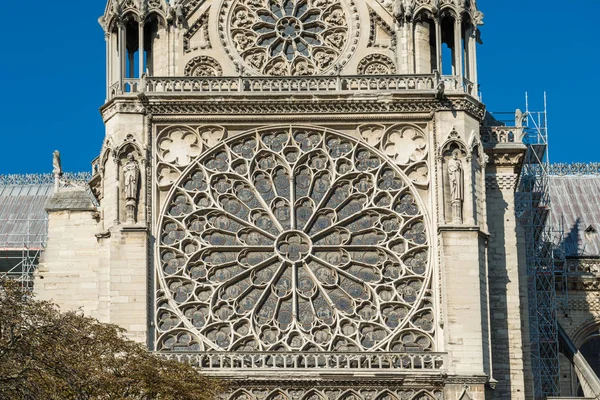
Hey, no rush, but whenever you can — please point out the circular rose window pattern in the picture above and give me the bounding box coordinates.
[156,126,435,353]
[222,0,354,76]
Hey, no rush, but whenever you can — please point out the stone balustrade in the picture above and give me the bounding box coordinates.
[481,126,524,145]
[107,74,479,98]
[157,351,447,372]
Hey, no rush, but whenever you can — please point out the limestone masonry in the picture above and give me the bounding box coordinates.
[23,1,600,399]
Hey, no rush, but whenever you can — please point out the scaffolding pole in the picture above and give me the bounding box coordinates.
[0,216,48,289]
[516,93,566,399]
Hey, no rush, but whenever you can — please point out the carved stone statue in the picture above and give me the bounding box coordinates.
[52,150,63,176]
[123,154,140,224]
[168,0,185,27]
[52,150,63,192]
[138,0,148,16]
[515,109,527,128]
[111,0,122,16]
[393,0,415,22]
[448,151,464,224]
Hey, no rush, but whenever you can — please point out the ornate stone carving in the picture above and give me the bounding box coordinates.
[367,7,394,49]
[383,125,427,166]
[357,54,397,75]
[220,387,444,400]
[184,10,211,53]
[447,151,464,224]
[52,150,63,177]
[184,56,223,77]
[357,124,385,146]
[123,153,140,224]
[156,126,434,354]
[53,150,63,191]
[220,0,358,76]
[484,174,518,191]
[157,127,202,168]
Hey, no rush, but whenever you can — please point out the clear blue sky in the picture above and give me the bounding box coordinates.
[0,1,598,175]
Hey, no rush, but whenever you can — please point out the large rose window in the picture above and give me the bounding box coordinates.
[156,126,434,354]
[224,0,351,75]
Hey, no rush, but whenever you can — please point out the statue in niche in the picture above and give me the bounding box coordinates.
[448,150,464,224]
[123,153,140,224]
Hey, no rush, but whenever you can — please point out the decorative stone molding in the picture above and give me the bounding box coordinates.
[357,54,397,75]
[218,387,444,400]
[184,56,223,77]
[368,6,395,50]
[484,152,524,168]
[567,297,600,311]
[100,0,169,31]
[378,0,484,27]
[184,10,211,53]
[484,174,518,191]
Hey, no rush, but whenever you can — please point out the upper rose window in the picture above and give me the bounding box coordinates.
[225,0,350,76]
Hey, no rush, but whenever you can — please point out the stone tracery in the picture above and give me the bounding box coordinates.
[222,0,352,75]
[156,126,434,354]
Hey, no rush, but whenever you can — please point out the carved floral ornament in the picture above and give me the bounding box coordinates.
[156,126,435,354]
[358,124,429,187]
[184,56,223,77]
[220,0,359,76]
[357,54,397,75]
[156,125,226,188]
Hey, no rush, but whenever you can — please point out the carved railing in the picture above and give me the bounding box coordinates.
[107,74,483,97]
[0,172,92,186]
[463,77,476,96]
[481,126,524,145]
[549,163,600,176]
[566,259,600,274]
[157,351,447,371]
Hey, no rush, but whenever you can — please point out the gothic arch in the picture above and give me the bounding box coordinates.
[572,318,600,348]
[301,390,327,400]
[265,390,290,400]
[411,389,438,400]
[374,390,399,400]
[229,389,253,400]
[338,390,362,400]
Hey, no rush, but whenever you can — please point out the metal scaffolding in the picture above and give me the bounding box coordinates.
[0,173,93,288]
[0,220,47,289]
[515,93,566,399]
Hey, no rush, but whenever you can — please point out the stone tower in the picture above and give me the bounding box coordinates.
[35,0,533,399]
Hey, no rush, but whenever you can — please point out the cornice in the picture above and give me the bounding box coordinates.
[101,94,485,123]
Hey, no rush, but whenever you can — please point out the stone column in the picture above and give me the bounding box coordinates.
[484,145,532,400]
[454,17,463,81]
[139,20,145,79]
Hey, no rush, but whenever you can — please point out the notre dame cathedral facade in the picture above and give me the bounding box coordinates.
[34,1,536,399]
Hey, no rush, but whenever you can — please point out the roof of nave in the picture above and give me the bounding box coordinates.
[548,163,600,258]
[0,173,93,250]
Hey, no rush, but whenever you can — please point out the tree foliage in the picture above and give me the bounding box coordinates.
[0,279,221,400]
